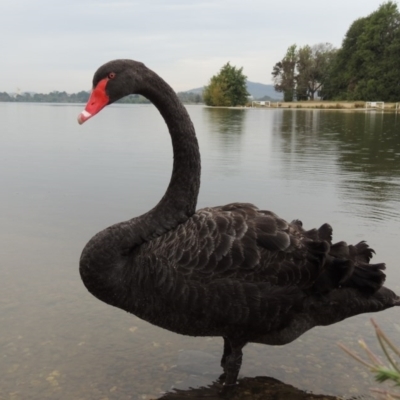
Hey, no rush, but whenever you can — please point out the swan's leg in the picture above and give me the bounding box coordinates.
[218,337,232,381]
[220,339,246,390]
[220,337,232,369]
[223,347,243,386]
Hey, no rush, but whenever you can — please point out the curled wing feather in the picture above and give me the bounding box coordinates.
[140,203,334,290]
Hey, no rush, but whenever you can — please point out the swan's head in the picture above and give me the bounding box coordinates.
[78,59,147,124]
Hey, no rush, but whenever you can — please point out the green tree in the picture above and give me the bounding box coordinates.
[203,63,248,106]
[326,1,400,101]
[296,43,337,100]
[272,44,297,101]
[273,43,336,101]
[0,92,13,101]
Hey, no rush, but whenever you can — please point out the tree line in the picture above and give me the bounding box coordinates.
[202,1,400,106]
[203,1,400,106]
[203,1,400,105]
[0,91,90,103]
[272,1,400,102]
[0,91,203,104]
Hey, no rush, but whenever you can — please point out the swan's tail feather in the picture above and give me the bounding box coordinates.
[312,239,386,296]
[325,240,386,295]
[349,241,375,263]
[313,258,353,293]
[342,262,386,295]
[338,241,385,295]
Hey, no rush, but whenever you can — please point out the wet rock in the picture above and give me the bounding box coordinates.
[157,376,340,400]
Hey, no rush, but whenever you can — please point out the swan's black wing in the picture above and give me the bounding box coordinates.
[141,202,386,295]
[129,202,393,340]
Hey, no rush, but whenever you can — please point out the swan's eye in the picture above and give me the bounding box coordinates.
[108,72,116,79]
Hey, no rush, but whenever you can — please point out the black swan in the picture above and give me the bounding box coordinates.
[77,59,400,388]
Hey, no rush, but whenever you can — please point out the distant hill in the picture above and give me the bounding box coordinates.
[246,81,283,100]
[186,80,283,101]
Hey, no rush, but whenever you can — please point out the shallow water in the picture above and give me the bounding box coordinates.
[1,103,400,399]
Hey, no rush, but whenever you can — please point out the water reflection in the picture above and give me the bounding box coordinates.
[203,107,246,136]
[273,110,400,223]
[200,108,246,176]
[335,112,400,222]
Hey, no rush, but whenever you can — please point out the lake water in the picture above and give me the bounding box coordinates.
[1,103,400,399]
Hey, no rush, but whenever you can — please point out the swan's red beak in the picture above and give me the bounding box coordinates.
[78,78,110,125]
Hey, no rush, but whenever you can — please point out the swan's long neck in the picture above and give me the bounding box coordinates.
[137,69,201,236]
[80,66,201,305]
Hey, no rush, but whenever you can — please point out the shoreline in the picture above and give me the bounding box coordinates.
[1,100,398,111]
[245,100,399,111]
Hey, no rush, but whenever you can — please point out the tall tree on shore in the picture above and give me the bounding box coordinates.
[272,43,336,101]
[296,43,337,100]
[272,44,297,101]
[203,62,249,106]
[325,1,400,101]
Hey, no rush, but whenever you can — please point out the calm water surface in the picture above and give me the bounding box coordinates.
[1,103,400,399]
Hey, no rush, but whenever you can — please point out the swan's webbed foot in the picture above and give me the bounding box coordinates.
[218,382,238,396]
[217,372,226,382]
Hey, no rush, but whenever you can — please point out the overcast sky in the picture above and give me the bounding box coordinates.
[0,0,389,93]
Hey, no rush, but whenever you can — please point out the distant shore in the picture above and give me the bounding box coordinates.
[246,101,399,111]
[1,99,398,111]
